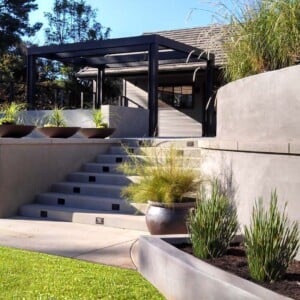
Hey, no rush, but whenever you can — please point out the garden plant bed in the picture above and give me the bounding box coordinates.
[177,243,300,300]
[138,235,299,300]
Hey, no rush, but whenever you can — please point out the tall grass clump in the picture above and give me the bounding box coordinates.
[0,102,26,124]
[188,180,238,259]
[44,106,66,127]
[119,146,200,205]
[245,190,299,282]
[209,0,300,81]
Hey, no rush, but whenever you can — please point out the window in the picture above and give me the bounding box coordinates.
[158,85,193,108]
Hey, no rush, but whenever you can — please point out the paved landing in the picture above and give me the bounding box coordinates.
[0,218,144,269]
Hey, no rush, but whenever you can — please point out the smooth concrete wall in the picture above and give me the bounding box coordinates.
[217,65,300,141]
[0,139,120,218]
[22,105,149,138]
[198,139,300,259]
[101,105,149,138]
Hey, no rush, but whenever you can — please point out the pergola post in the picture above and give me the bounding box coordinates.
[96,66,105,109]
[203,58,214,136]
[148,42,159,137]
[26,55,36,108]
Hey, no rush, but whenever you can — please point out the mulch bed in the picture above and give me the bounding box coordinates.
[177,243,300,300]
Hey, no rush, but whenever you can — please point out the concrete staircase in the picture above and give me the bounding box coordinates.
[159,107,202,137]
[19,139,201,231]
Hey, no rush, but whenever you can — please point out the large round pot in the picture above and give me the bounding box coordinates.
[79,127,115,138]
[37,127,80,138]
[146,201,195,235]
[0,124,35,138]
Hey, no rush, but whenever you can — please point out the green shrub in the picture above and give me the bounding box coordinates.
[188,180,238,259]
[245,190,299,282]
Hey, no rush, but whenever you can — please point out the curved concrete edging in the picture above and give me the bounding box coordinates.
[138,236,292,300]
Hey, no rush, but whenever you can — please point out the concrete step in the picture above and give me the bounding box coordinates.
[51,182,123,198]
[110,146,203,156]
[36,192,137,213]
[67,172,133,186]
[83,162,123,174]
[96,154,144,164]
[121,138,200,148]
[20,204,148,231]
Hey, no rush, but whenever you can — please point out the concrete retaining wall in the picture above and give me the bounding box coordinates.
[198,139,300,260]
[0,139,120,217]
[217,65,300,141]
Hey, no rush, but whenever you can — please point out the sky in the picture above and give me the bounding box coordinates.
[29,0,219,45]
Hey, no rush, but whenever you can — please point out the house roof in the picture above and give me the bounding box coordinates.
[76,25,228,78]
[145,25,228,66]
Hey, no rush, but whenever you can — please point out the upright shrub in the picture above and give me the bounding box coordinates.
[188,180,238,259]
[245,190,299,282]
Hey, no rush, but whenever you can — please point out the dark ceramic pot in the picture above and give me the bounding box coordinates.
[79,128,115,138]
[0,124,35,138]
[37,127,80,138]
[145,201,195,235]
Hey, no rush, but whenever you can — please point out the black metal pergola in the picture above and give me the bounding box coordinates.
[27,34,214,136]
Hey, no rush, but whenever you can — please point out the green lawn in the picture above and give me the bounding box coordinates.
[0,246,163,299]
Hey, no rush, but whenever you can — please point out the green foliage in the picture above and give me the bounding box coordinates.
[119,146,200,205]
[0,246,163,299]
[44,0,110,45]
[188,180,238,259]
[0,101,26,125]
[92,109,108,128]
[44,107,66,127]
[0,0,42,53]
[218,0,300,81]
[245,190,299,282]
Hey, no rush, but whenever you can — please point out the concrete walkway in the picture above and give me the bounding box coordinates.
[0,218,146,269]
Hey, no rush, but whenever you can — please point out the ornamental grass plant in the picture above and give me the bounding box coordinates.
[199,0,300,81]
[44,106,66,127]
[0,101,26,125]
[188,180,238,259]
[92,109,108,128]
[119,146,201,205]
[244,190,299,282]
[224,0,300,81]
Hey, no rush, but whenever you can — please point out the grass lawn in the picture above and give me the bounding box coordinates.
[0,246,163,299]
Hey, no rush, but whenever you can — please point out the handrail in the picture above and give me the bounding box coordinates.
[119,96,145,109]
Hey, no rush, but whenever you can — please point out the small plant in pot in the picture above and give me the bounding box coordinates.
[79,109,115,138]
[0,102,35,138]
[37,107,79,138]
[119,146,201,235]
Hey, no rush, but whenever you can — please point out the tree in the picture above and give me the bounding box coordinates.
[44,0,110,45]
[39,0,112,109]
[0,0,42,53]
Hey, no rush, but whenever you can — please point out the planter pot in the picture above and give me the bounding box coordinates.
[37,127,80,138]
[79,127,115,138]
[0,125,35,138]
[139,236,292,300]
[146,201,195,235]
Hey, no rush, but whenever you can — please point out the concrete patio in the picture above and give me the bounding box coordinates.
[0,218,143,269]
